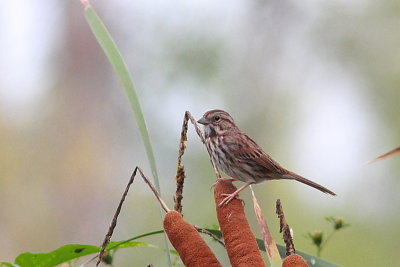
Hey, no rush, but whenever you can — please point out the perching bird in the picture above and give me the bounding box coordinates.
[197,109,336,205]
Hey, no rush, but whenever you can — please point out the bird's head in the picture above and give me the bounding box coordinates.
[197,109,237,137]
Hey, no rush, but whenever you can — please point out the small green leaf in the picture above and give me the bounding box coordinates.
[203,228,223,239]
[12,242,154,267]
[169,250,179,255]
[0,263,21,267]
[106,230,165,251]
[14,244,99,267]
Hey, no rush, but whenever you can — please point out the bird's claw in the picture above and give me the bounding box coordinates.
[218,193,243,206]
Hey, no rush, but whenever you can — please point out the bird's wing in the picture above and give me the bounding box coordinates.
[225,133,285,174]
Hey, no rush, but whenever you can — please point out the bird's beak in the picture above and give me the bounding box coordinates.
[197,117,208,125]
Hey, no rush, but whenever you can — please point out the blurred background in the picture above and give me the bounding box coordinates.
[1,0,399,266]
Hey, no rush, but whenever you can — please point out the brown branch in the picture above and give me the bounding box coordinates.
[194,226,225,247]
[96,167,170,266]
[174,112,189,213]
[174,111,224,213]
[185,111,205,144]
[137,167,170,213]
[185,111,222,179]
[276,199,295,256]
[96,168,137,266]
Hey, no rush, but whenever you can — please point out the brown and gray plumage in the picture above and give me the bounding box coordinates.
[197,109,336,205]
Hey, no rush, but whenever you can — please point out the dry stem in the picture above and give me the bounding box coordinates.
[137,167,170,212]
[194,226,225,247]
[174,112,189,213]
[96,167,170,266]
[250,186,281,262]
[185,111,222,179]
[96,169,137,266]
[276,199,295,256]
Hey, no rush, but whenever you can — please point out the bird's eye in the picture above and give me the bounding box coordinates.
[214,115,221,122]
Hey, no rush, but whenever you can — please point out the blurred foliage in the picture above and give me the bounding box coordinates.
[307,217,350,257]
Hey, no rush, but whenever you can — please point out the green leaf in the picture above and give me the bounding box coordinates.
[13,242,153,267]
[106,230,164,250]
[0,263,21,267]
[203,228,223,238]
[14,245,99,267]
[107,241,156,250]
[84,6,160,193]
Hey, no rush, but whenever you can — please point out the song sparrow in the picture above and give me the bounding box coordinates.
[197,109,336,205]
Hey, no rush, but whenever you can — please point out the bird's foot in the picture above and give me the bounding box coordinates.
[217,182,252,206]
[218,193,242,206]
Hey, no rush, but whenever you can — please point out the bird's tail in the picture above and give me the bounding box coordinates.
[280,171,336,196]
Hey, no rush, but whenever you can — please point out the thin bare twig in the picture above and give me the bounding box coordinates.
[250,186,281,262]
[137,167,170,213]
[185,111,222,179]
[96,168,137,266]
[96,167,170,266]
[276,199,295,256]
[185,111,205,144]
[194,226,225,247]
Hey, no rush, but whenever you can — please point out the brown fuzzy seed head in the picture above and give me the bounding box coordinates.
[282,254,309,267]
[163,211,222,267]
[214,179,266,267]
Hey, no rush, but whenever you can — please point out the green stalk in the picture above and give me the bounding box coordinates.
[84,6,160,192]
[81,2,170,266]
